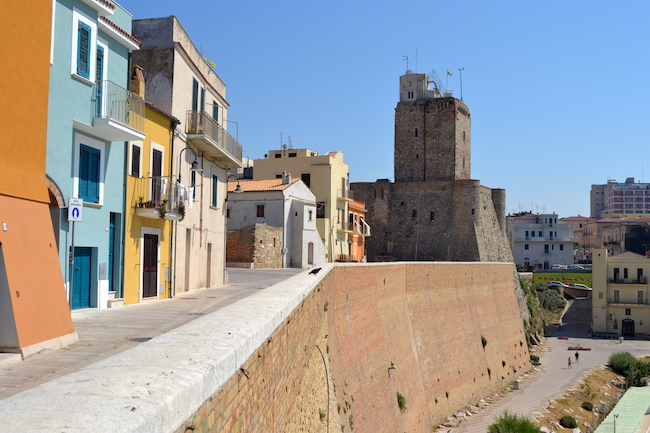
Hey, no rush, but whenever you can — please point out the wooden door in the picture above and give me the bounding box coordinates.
[142,234,158,298]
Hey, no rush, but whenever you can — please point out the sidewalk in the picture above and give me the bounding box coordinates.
[0,268,303,400]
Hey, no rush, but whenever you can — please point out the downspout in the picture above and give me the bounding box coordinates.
[169,121,179,298]
[120,139,128,299]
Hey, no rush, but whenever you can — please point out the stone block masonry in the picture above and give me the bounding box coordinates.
[0,263,529,432]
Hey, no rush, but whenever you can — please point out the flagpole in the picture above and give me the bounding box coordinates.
[458,68,464,101]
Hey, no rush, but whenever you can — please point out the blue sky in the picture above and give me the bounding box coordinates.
[120,0,650,218]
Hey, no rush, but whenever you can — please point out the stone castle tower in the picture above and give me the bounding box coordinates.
[394,72,471,182]
[351,71,512,263]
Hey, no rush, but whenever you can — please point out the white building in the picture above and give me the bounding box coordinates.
[226,176,326,268]
[132,17,243,292]
[506,212,578,269]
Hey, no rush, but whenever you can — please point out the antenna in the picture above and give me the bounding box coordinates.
[458,68,464,101]
[415,48,418,72]
[287,136,293,149]
[402,55,409,71]
[279,133,283,148]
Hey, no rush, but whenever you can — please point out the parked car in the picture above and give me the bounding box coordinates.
[571,283,592,290]
[551,265,568,270]
[569,265,584,270]
[547,281,568,288]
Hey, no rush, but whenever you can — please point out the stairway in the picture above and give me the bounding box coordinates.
[107,291,125,309]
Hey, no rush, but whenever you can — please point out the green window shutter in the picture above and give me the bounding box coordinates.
[191,78,199,111]
[212,100,218,121]
[77,22,91,78]
[211,175,218,207]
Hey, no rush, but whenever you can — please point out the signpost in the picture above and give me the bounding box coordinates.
[68,198,83,308]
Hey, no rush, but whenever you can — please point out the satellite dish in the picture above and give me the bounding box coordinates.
[282,144,287,150]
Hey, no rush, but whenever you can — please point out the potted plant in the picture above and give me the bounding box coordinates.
[157,199,168,219]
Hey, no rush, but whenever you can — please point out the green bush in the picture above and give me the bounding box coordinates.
[608,351,638,375]
[560,415,577,428]
[581,401,594,411]
[396,392,406,412]
[537,288,567,311]
[487,411,541,433]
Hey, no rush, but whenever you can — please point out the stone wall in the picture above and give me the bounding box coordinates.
[178,262,530,433]
[226,224,283,268]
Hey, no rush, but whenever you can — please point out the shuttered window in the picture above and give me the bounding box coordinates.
[131,145,141,177]
[79,144,100,203]
[191,78,199,111]
[77,22,91,78]
[212,100,218,121]
[211,175,218,207]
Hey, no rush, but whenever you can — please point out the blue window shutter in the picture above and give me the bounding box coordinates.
[191,78,199,111]
[212,100,218,121]
[79,144,100,203]
[77,22,91,78]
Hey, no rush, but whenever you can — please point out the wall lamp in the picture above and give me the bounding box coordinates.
[228,174,243,193]
[178,147,202,184]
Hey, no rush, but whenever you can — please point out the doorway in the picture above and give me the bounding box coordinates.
[72,247,92,309]
[142,234,158,298]
[622,319,635,337]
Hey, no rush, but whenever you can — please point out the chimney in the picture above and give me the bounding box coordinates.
[130,65,145,99]
[282,170,291,185]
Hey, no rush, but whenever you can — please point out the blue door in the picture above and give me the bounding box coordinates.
[108,222,114,294]
[72,247,92,309]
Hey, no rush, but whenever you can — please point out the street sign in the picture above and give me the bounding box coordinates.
[68,198,83,222]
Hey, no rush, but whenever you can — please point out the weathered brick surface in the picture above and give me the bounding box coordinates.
[226,223,283,268]
[176,263,529,433]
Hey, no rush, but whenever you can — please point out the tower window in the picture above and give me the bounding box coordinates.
[414,128,418,137]
[412,210,417,218]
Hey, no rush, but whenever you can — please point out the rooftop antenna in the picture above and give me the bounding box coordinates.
[287,136,293,150]
[415,48,418,72]
[643,164,645,183]
[458,68,465,101]
[426,69,446,96]
[402,55,409,71]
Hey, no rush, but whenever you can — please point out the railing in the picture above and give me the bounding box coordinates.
[338,189,354,200]
[93,80,144,132]
[186,110,243,163]
[609,277,648,285]
[353,220,371,236]
[336,254,359,263]
[608,298,648,305]
[338,222,354,232]
[133,176,185,220]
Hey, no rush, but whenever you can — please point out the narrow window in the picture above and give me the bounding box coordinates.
[191,170,196,200]
[212,100,218,121]
[211,175,218,207]
[560,244,564,251]
[412,209,417,218]
[200,87,205,111]
[308,210,313,221]
[79,144,100,203]
[274,154,281,158]
[226,208,230,218]
[624,268,629,279]
[414,128,418,137]
[626,308,631,316]
[131,145,141,177]
[191,78,199,111]
[257,205,265,218]
[430,212,434,222]
[77,22,91,78]
[524,244,529,250]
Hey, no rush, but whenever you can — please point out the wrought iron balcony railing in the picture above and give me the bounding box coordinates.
[133,176,185,221]
[186,110,242,167]
[93,80,144,133]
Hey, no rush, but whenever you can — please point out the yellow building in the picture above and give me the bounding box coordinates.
[0,0,77,358]
[123,68,180,305]
[592,249,650,338]
[253,149,352,262]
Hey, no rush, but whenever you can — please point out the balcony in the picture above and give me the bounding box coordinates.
[89,80,145,141]
[608,277,648,285]
[186,111,243,168]
[354,219,371,236]
[133,176,185,221]
[337,222,354,233]
[338,189,354,201]
[608,298,649,306]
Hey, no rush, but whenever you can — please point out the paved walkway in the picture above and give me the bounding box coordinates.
[448,298,650,432]
[0,268,303,400]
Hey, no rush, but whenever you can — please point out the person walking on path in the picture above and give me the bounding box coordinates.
[575,351,579,364]
[568,357,572,369]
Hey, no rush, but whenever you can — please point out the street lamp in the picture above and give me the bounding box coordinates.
[178,146,202,184]
[228,174,243,193]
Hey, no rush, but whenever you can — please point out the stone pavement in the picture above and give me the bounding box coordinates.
[447,298,650,432]
[0,268,303,400]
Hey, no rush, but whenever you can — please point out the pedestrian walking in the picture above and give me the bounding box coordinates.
[575,351,579,364]
[568,357,572,369]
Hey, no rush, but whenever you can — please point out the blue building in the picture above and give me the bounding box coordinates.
[47,0,143,309]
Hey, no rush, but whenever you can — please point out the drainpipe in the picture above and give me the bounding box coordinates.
[169,121,179,298]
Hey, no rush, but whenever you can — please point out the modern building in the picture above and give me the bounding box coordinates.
[352,71,512,262]
[225,176,326,268]
[47,0,144,309]
[123,66,180,305]
[506,212,578,269]
[253,149,352,262]
[592,249,650,338]
[0,0,77,358]
[591,178,650,218]
[132,16,243,293]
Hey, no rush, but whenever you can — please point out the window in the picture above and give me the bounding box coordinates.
[212,100,218,121]
[191,78,199,111]
[211,175,218,207]
[625,308,631,316]
[624,268,629,279]
[275,174,282,179]
[308,210,313,221]
[77,21,91,78]
[613,289,621,303]
[531,231,535,237]
[412,209,417,218]
[560,244,564,251]
[200,87,205,111]
[317,202,325,218]
[598,292,603,299]
[191,170,196,200]
[289,153,297,157]
[257,205,265,218]
[637,290,644,304]
[539,231,542,237]
[301,173,311,188]
[79,144,100,203]
[414,128,418,137]
[226,208,230,218]
[130,143,141,177]
[524,244,529,250]
[430,212,434,222]
[544,244,549,254]
[274,154,282,158]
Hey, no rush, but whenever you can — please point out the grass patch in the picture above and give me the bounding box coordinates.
[533,272,592,287]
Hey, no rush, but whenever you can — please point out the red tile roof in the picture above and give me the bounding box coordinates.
[99,16,141,47]
[100,0,115,10]
[228,178,298,192]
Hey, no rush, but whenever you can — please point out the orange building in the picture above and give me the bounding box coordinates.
[348,200,371,262]
[0,1,77,358]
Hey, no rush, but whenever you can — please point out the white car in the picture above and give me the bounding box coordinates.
[547,281,568,288]
[571,283,592,290]
[569,265,584,270]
